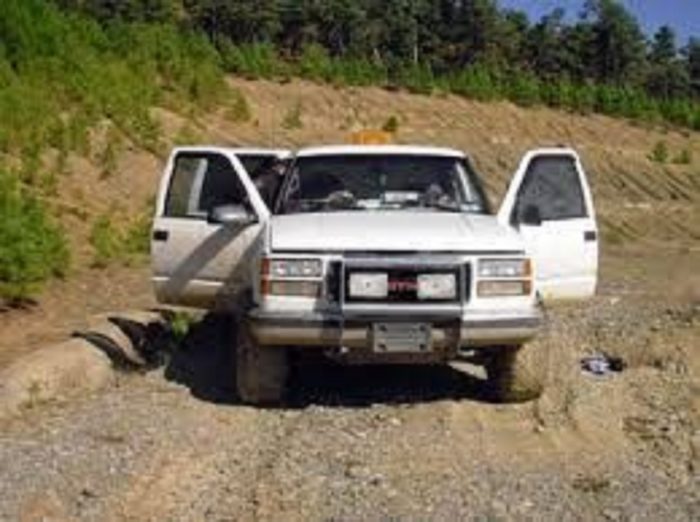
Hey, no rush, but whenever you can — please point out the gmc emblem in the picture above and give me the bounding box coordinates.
[387,279,417,293]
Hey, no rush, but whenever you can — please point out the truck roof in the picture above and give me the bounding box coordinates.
[172,146,291,158]
[295,145,466,158]
[228,147,292,158]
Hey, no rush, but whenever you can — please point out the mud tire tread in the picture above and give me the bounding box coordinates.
[486,344,546,403]
[235,321,288,405]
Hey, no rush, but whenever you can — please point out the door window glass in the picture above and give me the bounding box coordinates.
[165,153,247,218]
[511,155,587,223]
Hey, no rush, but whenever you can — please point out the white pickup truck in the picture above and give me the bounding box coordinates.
[151,145,598,404]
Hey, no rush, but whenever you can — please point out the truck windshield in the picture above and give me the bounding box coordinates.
[276,154,489,214]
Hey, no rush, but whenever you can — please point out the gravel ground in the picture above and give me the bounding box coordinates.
[0,254,698,521]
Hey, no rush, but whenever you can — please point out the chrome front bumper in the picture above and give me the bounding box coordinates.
[248,308,541,350]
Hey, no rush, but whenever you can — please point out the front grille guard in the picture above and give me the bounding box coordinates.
[325,257,471,318]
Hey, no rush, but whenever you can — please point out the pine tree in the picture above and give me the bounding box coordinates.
[684,37,700,97]
[582,0,647,85]
[647,26,690,99]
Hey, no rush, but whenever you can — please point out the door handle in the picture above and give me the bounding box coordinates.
[153,229,169,242]
[584,230,597,242]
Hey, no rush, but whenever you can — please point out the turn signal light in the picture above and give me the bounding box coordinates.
[477,280,532,297]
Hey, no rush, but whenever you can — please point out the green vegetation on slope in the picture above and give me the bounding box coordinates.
[89,211,152,269]
[0,0,223,156]
[0,0,226,302]
[0,171,69,303]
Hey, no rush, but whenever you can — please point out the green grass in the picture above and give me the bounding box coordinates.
[89,211,152,269]
[0,0,227,157]
[99,126,125,179]
[173,124,204,146]
[0,169,69,303]
[649,141,669,163]
[382,115,400,133]
[224,88,252,123]
[672,148,693,165]
[282,101,304,130]
[0,0,226,302]
[167,310,199,345]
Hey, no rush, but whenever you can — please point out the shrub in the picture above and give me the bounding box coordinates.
[542,79,573,108]
[225,88,252,123]
[167,310,199,344]
[132,113,163,155]
[89,215,122,268]
[508,71,542,107]
[0,170,69,303]
[569,83,597,114]
[595,85,625,116]
[299,44,333,82]
[122,213,152,258]
[382,115,400,133]
[89,211,151,268]
[99,126,124,178]
[447,65,501,102]
[218,41,285,79]
[649,141,669,163]
[659,99,696,128]
[330,57,388,87]
[282,101,303,130]
[395,62,435,95]
[692,108,700,131]
[173,124,203,146]
[672,149,692,165]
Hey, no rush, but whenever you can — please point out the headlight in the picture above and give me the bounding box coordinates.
[417,273,456,300]
[478,258,531,278]
[477,258,532,297]
[267,258,323,278]
[261,257,324,297]
[349,273,388,298]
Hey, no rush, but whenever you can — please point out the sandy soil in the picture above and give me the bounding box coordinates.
[0,266,154,369]
[0,249,698,521]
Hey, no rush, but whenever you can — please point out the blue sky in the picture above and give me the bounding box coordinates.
[498,1,699,43]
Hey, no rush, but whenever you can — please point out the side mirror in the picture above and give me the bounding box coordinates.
[521,204,542,226]
[207,204,255,226]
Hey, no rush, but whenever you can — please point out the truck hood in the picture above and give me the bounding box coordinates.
[269,212,523,253]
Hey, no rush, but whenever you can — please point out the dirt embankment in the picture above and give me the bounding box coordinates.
[2,78,699,366]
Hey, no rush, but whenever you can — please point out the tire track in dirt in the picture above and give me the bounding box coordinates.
[96,404,298,522]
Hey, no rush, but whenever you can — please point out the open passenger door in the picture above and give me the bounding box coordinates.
[151,147,271,308]
[498,148,598,301]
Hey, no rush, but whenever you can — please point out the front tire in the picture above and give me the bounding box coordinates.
[235,320,289,405]
[485,344,547,403]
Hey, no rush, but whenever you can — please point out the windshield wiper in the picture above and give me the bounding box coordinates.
[420,200,463,212]
[293,196,363,212]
